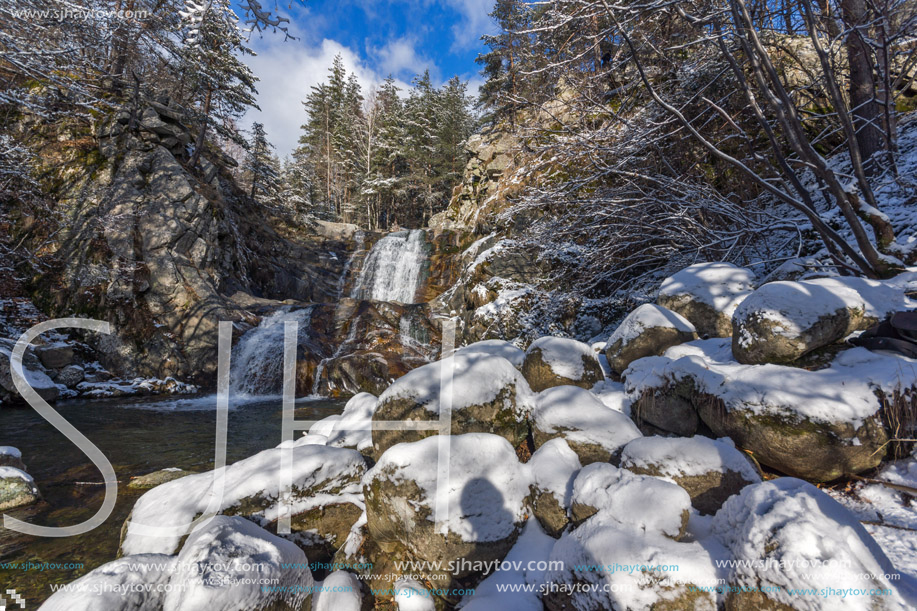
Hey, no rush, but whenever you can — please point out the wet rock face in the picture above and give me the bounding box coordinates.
[33,105,362,386]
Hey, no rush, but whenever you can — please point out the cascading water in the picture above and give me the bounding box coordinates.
[350,229,427,304]
[229,308,313,396]
[335,230,365,301]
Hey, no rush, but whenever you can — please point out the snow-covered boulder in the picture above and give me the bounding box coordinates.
[313,570,367,611]
[620,436,760,515]
[544,511,723,611]
[532,385,642,465]
[127,467,192,489]
[604,303,697,375]
[454,339,525,368]
[364,433,530,589]
[371,354,534,458]
[521,336,604,391]
[625,339,903,481]
[0,466,40,510]
[460,518,555,610]
[526,438,582,537]
[712,478,917,611]
[40,553,176,611]
[327,392,377,454]
[657,262,755,338]
[121,444,366,557]
[732,277,906,365]
[164,516,314,611]
[0,445,25,470]
[569,463,691,538]
[0,338,60,403]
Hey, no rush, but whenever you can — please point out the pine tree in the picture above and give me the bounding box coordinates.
[246,122,281,204]
[179,0,259,167]
[476,0,529,128]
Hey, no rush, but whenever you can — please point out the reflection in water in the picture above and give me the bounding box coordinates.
[0,394,345,607]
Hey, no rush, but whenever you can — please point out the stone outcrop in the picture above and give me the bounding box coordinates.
[23,101,364,386]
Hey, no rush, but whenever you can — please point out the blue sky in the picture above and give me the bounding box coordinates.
[242,0,496,157]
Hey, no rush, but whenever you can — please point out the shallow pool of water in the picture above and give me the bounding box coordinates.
[0,393,346,607]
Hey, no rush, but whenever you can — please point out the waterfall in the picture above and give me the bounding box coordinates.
[350,229,427,304]
[335,230,365,301]
[230,308,313,396]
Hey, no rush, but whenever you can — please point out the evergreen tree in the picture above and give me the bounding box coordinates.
[179,0,259,167]
[476,0,529,128]
[247,122,281,204]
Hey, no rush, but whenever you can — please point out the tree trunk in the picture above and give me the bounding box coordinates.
[189,87,212,168]
[841,0,886,175]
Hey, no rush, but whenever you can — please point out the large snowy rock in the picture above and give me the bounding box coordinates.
[569,463,691,538]
[40,554,176,611]
[460,518,555,611]
[454,339,525,368]
[121,444,366,557]
[526,438,582,537]
[712,478,917,611]
[532,385,642,465]
[164,516,314,611]
[625,340,903,481]
[657,262,755,338]
[326,392,377,455]
[604,303,698,375]
[0,466,40,510]
[364,434,530,591]
[0,445,26,470]
[543,511,722,611]
[0,338,60,403]
[732,277,906,365]
[371,354,534,458]
[620,436,760,515]
[521,336,604,391]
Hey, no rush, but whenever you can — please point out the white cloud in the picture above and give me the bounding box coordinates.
[444,0,497,51]
[374,37,437,81]
[243,35,412,158]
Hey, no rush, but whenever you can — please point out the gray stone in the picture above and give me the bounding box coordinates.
[37,343,74,369]
[54,364,85,388]
[732,278,903,365]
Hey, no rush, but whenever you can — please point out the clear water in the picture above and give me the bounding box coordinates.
[0,393,345,607]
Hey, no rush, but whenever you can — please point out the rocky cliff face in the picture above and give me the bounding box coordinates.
[12,101,361,386]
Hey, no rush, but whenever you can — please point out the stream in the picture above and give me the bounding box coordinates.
[0,393,346,607]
